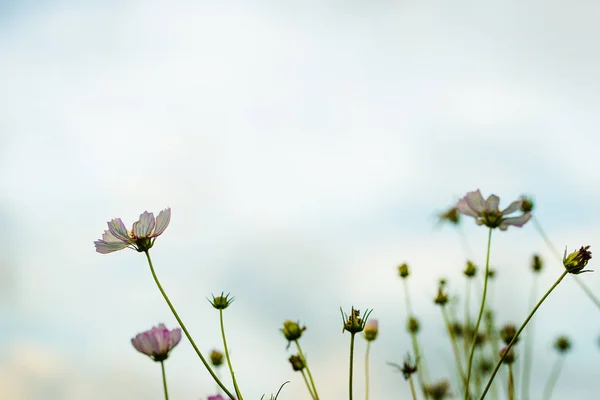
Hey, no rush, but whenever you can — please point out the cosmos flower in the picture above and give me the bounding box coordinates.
[131,323,181,362]
[207,396,225,400]
[94,208,171,254]
[363,319,378,341]
[457,190,530,230]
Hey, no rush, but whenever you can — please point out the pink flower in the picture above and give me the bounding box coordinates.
[457,190,531,231]
[363,319,378,341]
[131,323,182,362]
[207,396,226,400]
[94,208,171,254]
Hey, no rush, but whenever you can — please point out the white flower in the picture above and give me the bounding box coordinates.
[94,208,171,254]
[457,190,530,230]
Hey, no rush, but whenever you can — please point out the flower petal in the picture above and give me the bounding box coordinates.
[457,198,479,217]
[131,333,154,357]
[132,211,155,238]
[464,190,486,214]
[154,208,171,237]
[169,328,182,350]
[485,195,500,211]
[499,212,532,230]
[94,230,129,253]
[107,218,131,242]
[501,200,521,215]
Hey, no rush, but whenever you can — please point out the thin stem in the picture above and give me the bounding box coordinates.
[541,356,564,400]
[349,333,356,400]
[465,228,493,400]
[520,273,538,400]
[457,224,473,259]
[403,279,414,317]
[160,361,169,400]
[301,370,316,400]
[220,309,243,400]
[295,340,320,400]
[479,270,569,400]
[408,375,418,400]
[144,251,236,399]
[365,341,371,400]
[507,365,514,400]
[532,216,600,309]
[410,331,429,398]
[464,279,472,357]
[441,306,467,390]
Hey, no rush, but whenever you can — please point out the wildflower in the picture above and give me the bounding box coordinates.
[463,261,477,278]
[532,254,543,273]
[457,190,531,230]
[288,354,305,371]
[94,208,171,254]
[281,320,306,342]
[210,349,224,367]
[563,246,593,274]
[499,346,515,364]
[363,319,379,341]
[500,324,518,345]
[438,206,460,225]
[209,292,234,310]
[424,380,451,399]
[131,323,181,362]
[554,336,571,354]
[341,307,372,334]
[398,263,410,278]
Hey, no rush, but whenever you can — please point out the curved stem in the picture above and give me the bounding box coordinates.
[365,341,371,400]
[479,270,568,400]
[144,251,236,399]
[532,216,600,309]
[349,333,356,400]
[542,356,564,400]
[520,273,538,400]
[441,306,467,389]
[295,340,319,400]
[464,228,493,400]
[160,361,169,400]
[220,309,243,400]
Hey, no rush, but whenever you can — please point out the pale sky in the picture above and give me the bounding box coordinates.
[2,1,600,399]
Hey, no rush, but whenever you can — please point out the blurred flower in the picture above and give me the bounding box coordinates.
[388,354,418,380]
[500,324,518,345]
[398,263,410,278]
[520,195,535,212]
[438,206,460,225]
[209,292,234,310]
[424,380,451,399]
[463,261,477,278]
[281,320,306,342]
[434,287,448,306]
[207,395,225,400]
[363,319,378,341]
[499,346,516,364]
[407,317,420,334]
[131,323,181,362]
[94,208,171,254]
[457,190,531,230]
[554,336,571,354]
[532,254,544,273]
[341,307,372,334]
[288,354,305,371]
[210,349,224,367]
[563,246,593,274]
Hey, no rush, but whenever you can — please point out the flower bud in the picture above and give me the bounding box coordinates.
[209,292,234,310]
[209,349,224,367]
[439,206,460,225]
[531,254,543,273]
[281,320,306,342]
[563,246,592,274]
[424,380,450,400]
[434,288,448,306]
[554,336,571,354]
[499,346,515,364]
[463,261,477,278]
[341,307,372,334]
[520,196,534,212]
[288,354,305,371]
[398,263,410,279]
[363,319,378,341]
[500,324,518,345]
[407,317,420,334]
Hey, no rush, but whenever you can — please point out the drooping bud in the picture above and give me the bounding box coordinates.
[563,246,592,274]
[398,263,410,279]
[209,349,224,367]
[363,319,379,341]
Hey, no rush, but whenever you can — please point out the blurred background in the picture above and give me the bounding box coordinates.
[2,0,600,398]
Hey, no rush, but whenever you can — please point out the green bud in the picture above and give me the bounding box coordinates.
[563,246,592,274]
[554,336,571,354]
[532,254,543,273]
[209,349,224,366]
[499,346,515,364]
[288,354,305,371]
[398,263,410,279]
[281,320,306,342]
[463,261,477,278]
[500,324,518,345]
[407,317,420,334]
[208,292,234,310]
[341,307,372,334]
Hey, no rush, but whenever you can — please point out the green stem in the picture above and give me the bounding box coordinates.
[507,365,514,400]
[441,306,467,389]
[408,375,418,400]
[349,333,356,400]
[532,216,600,309]
[464,228,493,400]
[301,370,316,400]
[479,270,569,400]
[410,331,429,399]
[464,279,472,357]
[220,309,243,400]
[144,251,236,399]
[160,361,169,400]
[520,273,538,400]
[403,279,414,317]
[365,341,371,400]
[541,356,564,400]
[295,340,319,400]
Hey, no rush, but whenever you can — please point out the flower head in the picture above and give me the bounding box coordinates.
[398,263,410,278]
[131,323,181,362]
[554,336,571,354]
[388,354,418,380]
[288,354,306,371]
[209,292,234,310]
[499,346,516,364]
[563,246,593,274]
[210,349,224,367]
[500,324,518,345]
[94,208,171,254]
[281,320,306,342]
[340,307,372,334]
[438,206,461,225]
[424,380,451,400]
[457,190,531,230]
[363,319,379,341]
[463,260,477,278]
